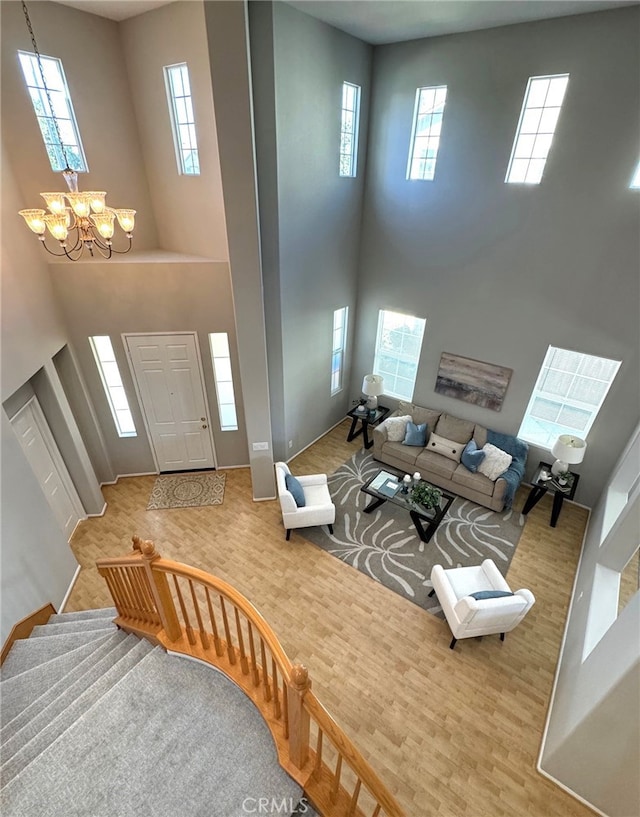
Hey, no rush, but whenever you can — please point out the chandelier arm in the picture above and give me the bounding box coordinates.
[40,240,70,258]
[110,238,134,255]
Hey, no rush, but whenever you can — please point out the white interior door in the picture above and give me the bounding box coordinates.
[125,333,216,472]
[11,397,85,541]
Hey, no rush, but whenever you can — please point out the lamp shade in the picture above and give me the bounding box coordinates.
[551,434,586,475]
[362,374,384,397]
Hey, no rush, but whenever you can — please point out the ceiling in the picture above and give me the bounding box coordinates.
[52,0,637,41]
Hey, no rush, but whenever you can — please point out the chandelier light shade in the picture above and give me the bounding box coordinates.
[362,374,384,410]
[550,434,587,476]
[17,2,136,261]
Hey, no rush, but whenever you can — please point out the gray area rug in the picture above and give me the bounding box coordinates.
[301,450,525,615]
[147,471,225,509]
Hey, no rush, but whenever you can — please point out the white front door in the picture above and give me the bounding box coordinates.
[11,398,85,541]
[125,333,216,472]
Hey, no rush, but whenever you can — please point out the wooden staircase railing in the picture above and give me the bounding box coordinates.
[96,537,405,817]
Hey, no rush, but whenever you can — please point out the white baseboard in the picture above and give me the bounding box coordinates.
[86,502,107,518]
[286,416,347,464]
[536,764,607,817]
[58,565,82,613]
[100,471,157,486]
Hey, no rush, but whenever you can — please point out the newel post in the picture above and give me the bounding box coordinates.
[134,536,182,642]
[287,663,311,769]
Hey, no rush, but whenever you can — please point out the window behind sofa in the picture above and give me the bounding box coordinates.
[373,310,426,401]
[518,346,620,449]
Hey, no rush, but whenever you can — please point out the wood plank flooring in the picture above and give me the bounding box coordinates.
[66,420,596,817]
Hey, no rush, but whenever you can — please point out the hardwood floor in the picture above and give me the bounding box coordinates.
[66,420,596,816]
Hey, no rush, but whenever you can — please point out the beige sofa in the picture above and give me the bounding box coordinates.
[372,401,526,512]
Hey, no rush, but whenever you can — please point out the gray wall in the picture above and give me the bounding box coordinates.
[352,7,640,506]
[252,1,372,461]
[540,425,640,817]
[1,135,79,641]
[49,258,248,475]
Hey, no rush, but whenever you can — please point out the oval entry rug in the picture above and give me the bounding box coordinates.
[147,472,226,510]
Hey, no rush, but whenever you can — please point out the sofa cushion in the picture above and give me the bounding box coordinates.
[473,426,488,448]
[285,474,306,507]
[383,415,412,442]
[381,441,421,468]
[477,443,513,481]
[452,464,495,497]
[426,432,464,462]
[398,401,442,430]
[403,421,428,446]
[435,414,475,444]
[415,450,457,480]
[461,439,486,472]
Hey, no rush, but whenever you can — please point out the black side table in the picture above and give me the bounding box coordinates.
[346,404,390,449]
[522,460,580,528]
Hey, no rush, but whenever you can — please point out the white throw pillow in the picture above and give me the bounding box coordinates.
[426,432,464,462]
[477,443,513,481]
[383,415,412,442]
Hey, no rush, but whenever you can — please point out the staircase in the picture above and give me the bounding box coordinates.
[1,608,315,816]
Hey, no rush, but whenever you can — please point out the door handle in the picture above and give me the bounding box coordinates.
[202,424,208,429]
[201,417,206,421]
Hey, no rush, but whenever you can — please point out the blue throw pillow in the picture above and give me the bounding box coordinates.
[285,474,306,507]
[403,421,428,447]
[461,439,486,473]
[469,590,514,600]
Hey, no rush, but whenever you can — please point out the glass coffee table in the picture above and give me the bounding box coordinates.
[360,468,455,543]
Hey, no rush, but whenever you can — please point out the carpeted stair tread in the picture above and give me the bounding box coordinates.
[29,618,116,637]
[0,649,302,816]
[1,634,143,766]
[1,632,131,739]
[0,630,116,681]
[1,638,154,787]
[1,634,117,729]
[48,607,117,623]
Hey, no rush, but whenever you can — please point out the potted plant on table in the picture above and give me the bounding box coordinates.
[556,471,574,488]
[410,482,443,511]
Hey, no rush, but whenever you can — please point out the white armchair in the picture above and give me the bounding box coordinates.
[275,462,336,541]
[429,559,535,649]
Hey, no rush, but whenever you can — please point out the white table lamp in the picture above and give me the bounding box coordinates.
[551,435,587,476]
[362,374,384,410]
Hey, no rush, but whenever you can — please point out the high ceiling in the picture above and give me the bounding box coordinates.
[53,0,637,42]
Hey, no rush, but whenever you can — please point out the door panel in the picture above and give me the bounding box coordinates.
[126,333,216,472]
[11,399,84,540]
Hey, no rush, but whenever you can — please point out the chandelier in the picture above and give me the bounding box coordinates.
[17,1,135,261]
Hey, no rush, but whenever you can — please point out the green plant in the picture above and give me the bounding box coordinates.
[556,471,574,486]
[410,482,443,510]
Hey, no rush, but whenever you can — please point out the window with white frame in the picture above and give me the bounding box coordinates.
[209,333,238,431]
[630,161,640,189]
[331,307,348,395]
[164,63,200,175]
[89,337,136,437]
[339,82,361,177]
[18,51,87,173]
[373,310,427,400]
[406,85,447,181]
[505,73,569,185]
[518,346,620,449]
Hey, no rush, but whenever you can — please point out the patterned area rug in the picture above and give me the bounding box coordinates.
[301,450,525,616]
[147,472,226,510]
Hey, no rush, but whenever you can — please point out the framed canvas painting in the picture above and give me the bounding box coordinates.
[435,352,512,411]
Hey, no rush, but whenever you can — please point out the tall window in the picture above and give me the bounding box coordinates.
[505,73,569,185]
[18,51,87,173]
[630,161,640,189]
[407,85,447,181]
[518,346,620,448]
[373,310,427,400]
[331,307,348,395]
[89,337,136,437]
[164,63,200,175]
[339,82,361,177]
[209,333,238,431]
